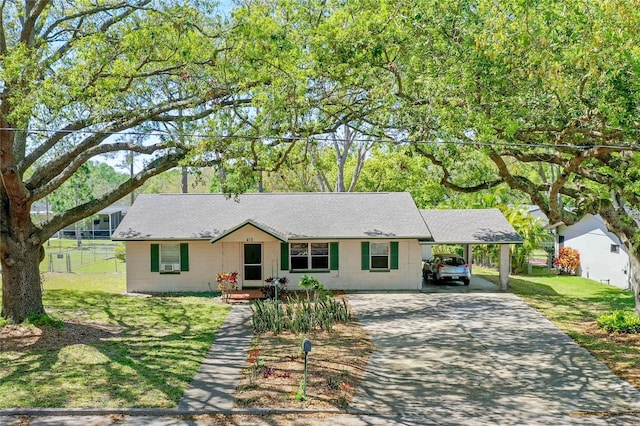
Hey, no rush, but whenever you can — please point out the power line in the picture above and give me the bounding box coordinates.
[1,126,639,152]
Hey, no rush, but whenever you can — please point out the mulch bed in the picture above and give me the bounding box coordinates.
[234,294,374,410]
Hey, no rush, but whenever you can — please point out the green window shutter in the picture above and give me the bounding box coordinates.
[150,244,159,272]
[390,241,399,270]
[280,242,289,270]
[361,242,370,270]
[330,242,339,270]
[180,243,189,271]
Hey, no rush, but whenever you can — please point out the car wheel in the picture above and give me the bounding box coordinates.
[462,278,470,286]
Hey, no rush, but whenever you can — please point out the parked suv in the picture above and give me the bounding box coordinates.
[423,254,471,285]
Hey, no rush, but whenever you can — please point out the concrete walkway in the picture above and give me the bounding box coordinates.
[347,277,640,425]
[177,303,253,411]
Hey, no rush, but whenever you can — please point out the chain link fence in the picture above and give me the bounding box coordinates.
[44,240,124,273]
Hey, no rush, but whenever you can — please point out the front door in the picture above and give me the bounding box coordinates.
[243,243,262,287]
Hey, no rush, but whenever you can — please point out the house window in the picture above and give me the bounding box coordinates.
[161,244,180,273]
[151,243,189,273]
[103,217,109,223]
[361,241,398,271]
[370,242,390,269]
[290,242,329,270]
[611,244,620,253]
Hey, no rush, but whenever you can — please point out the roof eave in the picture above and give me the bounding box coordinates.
[210,220,288,244]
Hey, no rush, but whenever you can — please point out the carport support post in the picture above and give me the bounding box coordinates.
[464,244,473,274]
[499,244,510,290]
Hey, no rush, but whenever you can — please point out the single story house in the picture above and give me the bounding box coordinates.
[112,192,521,293]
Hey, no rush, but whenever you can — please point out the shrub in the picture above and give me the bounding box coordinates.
[261,276,288,300]
[251,296,351,334]
[554,247,580,275]
[115,244,126,262]
[298,275,332,299]
[597,310,640,334]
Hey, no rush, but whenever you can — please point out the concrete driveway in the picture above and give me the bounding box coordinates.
[345,277,640,425]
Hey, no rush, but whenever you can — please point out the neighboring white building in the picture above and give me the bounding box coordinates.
[112,192,522,293]
[552,214,631,290]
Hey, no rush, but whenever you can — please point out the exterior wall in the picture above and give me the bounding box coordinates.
[126,240,220,293]
[125,236,424,293]
[283,239,423,291]
[557,214,630,289]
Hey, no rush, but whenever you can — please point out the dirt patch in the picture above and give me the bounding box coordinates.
[0,321,120,352]
[579,321,640,389]
[234,311,374,409]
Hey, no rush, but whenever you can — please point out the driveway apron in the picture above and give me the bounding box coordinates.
[347,283,640,424]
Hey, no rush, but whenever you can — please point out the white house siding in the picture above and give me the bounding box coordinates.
[125,237,423,293]
[558,214,630,289]
[283,239,423,291]
[125,240,219,293]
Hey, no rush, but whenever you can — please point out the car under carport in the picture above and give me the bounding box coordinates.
[419,208,523,290]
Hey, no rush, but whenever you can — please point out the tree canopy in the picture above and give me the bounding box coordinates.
[3,0,640,321]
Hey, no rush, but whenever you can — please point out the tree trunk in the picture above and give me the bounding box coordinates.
[628,250,640,315]
[1,238,46,323]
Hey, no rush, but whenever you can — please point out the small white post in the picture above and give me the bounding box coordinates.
[499,244,510,290]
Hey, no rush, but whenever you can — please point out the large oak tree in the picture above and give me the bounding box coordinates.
[0,1,251,322]
[308,0,640,310]
[231,0,640,311]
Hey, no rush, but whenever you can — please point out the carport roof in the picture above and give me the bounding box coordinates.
[420,208,523,244]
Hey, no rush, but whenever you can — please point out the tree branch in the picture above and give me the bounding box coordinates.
[19,0,49,46]
[0,0,7,54]
[40,1,152,67]
[26,95,216,188]
[37,151,183,241]
[30,142,181,202]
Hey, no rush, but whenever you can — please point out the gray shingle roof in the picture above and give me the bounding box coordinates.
[420,209,523,244]
[112,192,432,241]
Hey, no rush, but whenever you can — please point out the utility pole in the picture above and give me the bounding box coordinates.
[129,151,135,205]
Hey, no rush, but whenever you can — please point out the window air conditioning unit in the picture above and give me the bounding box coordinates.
[160,263,180,272]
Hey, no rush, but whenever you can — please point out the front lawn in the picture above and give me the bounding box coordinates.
[0,273,230,408]
[476,266,640,389]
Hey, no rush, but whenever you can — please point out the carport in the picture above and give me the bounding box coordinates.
[419,209,523,290]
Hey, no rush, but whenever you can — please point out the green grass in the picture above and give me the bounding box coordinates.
[0,273,231,408]
[476,266,634,326]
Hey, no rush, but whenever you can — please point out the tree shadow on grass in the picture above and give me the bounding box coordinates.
[0,289,230,408]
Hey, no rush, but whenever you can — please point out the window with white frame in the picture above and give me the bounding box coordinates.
[160,243,180,272]
[611,244,620,253]
[370,242,390,269]
[290,242,329,270]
